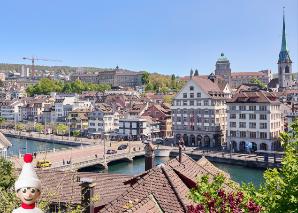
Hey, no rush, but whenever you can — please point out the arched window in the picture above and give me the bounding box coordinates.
[285,66,290,73]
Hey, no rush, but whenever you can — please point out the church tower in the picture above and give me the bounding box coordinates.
[215,53,231,84]
[278,8,293,90]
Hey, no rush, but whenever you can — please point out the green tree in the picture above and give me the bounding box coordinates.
[163,95,174,104]
[250,77,267,89]
[0,158,15,190]
[188,174,261,212]
[16,123,25,133]
[0,117,5,129]
[72,130,80,141]
[35,123,44,137]
[141,71,150,85]
[242,122,298,213]
[56,124,68,139]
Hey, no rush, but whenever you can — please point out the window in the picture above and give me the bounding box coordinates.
[249,122,256,128]
[204,110,209,115]
[197,100,201,106]
[260,132,267,139]
[239,106,246,111]
[249,106,256,111]
[230,106,236,110]
[90,123,95,126]
[197,93,201,98]
[190,100,194,106]
[183,93,187,98]
[204,118,209,123]
[190,86,194,91]
[190,93,194,98]
[204,100,208,106]
[230,122,236,128]
[239,122,246,128]
[177,117,181,122]
[260,123,267,129]
[240,131,246,138]
[230,131,236,137]
[239,114,246,119]
[260,114,267,120]
[249,114,256,119]
[230,114,236,119]
[183,100,187,106]
[259,106,267,111]
[250,132,256,138]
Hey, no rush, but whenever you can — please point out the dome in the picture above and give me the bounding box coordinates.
[217,53,229,62]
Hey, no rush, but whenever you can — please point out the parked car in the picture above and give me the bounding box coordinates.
[36,160,52,168]
[117,144,128,150]
[106,149,117,154]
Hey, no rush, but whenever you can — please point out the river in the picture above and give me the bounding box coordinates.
[7,137,264,186]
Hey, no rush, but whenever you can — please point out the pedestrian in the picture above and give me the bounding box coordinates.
[63,159,65,165]
[95,154,97,158]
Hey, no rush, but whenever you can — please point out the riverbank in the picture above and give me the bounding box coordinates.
[170,150,281,169]
[1,129,90,146]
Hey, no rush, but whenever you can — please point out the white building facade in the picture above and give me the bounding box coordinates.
[171,76,228,148]
[227,91,283,152]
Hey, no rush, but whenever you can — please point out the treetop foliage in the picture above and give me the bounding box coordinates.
[26,78,111,96]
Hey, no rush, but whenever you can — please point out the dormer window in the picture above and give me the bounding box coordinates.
[190,86,194,91]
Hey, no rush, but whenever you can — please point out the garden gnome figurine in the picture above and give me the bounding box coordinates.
[13,153,43,213]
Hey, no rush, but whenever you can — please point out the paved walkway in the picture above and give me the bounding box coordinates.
[10,141,144,170]
[1,129,140,146]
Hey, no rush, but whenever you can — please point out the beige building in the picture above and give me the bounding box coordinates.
[214,53,272,88]
[171,75,229,148]
[227,91,283,152]
[70,67,143,88]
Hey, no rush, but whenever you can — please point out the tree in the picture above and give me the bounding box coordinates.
[0,117,5,129]
[163,95,174,104]
[141,71,150,85]
[250,77,267,89]
[35,123,44,137]
[56,124,68,140]
[72,130,80,141]
[188,174,261,212]
[0,158,15,190]
[242,121,298,213]
[16,123,25,133]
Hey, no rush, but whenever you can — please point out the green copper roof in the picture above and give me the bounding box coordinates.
[217,53,229,62]
[279,8,292,63]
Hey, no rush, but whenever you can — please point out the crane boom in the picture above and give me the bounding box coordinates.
[22,56,62,78]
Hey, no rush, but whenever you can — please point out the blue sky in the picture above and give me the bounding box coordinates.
[0,0,297,76]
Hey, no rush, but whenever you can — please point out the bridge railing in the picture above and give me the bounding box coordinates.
[49,150,145,171]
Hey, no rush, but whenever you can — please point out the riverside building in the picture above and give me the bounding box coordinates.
[227,91,283,152]
[171,75,229,148]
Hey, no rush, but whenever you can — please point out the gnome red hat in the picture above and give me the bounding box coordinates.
[15,154,41,191]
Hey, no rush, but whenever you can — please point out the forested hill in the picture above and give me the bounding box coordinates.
[0,63,131,75]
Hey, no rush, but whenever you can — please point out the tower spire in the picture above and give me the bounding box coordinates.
[278,7,291,63]
[281,7,287,52]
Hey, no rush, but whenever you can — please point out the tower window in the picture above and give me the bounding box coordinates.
[279,67,282,75]
[285,66,290,73]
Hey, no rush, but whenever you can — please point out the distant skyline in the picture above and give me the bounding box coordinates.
[0,0,297,76]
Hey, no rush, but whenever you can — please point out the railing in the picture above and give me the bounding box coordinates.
[50,151,145,171]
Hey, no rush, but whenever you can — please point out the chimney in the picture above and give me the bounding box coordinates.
[144,141,155,171]
[80,178,96,213]
[178,137,184,163]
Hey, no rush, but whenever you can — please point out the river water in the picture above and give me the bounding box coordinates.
[7,137,264,186]
[6,137,72,156]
